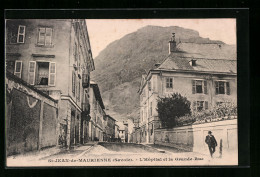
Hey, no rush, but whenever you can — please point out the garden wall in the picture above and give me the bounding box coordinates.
[154,119,237,157]
[6,73,58,156]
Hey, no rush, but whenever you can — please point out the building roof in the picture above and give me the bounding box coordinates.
[106,115,116,122]
[6,71,58,103]
[90,81,105,109]
[117,122,126,130]
[174,43,236,60]
[156,52,237,74]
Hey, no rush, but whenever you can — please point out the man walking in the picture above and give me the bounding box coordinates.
[205,131,218,157]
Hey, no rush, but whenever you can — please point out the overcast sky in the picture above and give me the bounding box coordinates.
[86,19,236,58]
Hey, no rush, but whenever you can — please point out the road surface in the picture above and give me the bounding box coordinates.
[7,142,234,166]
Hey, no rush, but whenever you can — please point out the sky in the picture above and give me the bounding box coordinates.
[86,19,236,58]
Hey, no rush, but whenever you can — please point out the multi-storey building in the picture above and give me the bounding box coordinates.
[89,81,106,142]
[118,122,126,143]
[123,121,129,143]
[138,33,237,143]
[115,123,120,140]
[105,115,116,141]
[5,19,95,148]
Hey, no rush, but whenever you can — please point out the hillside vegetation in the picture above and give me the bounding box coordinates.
[91,25,236,121]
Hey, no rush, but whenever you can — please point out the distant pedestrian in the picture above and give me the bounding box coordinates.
[205,131,218,158]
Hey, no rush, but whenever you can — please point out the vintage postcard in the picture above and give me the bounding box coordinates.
[5,17,238,166]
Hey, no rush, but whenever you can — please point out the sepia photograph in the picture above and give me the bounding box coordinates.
[5,17,238,167]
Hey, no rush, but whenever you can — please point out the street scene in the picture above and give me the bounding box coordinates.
[5,19,237,166]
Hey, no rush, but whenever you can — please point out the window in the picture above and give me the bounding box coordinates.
[36,62,49,85]
[152,77,156,91]
[7,25,26,44]
[17,26,26,43]
[74,42,78,62]
[14,60,22,78]
[193,101,208,112]
[148,81,151,91]
[143,89,146,97]
[197,101,204,111]
[72,71,76,95]
[78,53,81,69]
[6,61,15,74]
[37,27,53,46]
[166,77,173,88]
[192,80,207,94]
[215,81,230,95]
[150,102,152,117]
[140,95,143,102]
[216,102,223,106]
[28,61,56,86]
[77,80,81,101]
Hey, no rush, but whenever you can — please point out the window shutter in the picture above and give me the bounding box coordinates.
[192,80,196,94]
[38,28,45,45]
[215,81,219,95]
[14,60,22,78]
[226,82,230,95]
[45,28,52,45]
[28,61,36,85]
[49,62,56,86]
[193,101,197,111]
[17,25,26,43]
[204,101,208,110]
[204,80,208,94]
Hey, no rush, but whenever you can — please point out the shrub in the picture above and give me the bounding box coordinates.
[176,102,237,126]
[157,93,191,128]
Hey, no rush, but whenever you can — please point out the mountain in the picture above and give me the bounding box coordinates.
[91,25,236,121]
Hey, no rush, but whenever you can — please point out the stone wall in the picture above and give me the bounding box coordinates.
[6,73,58,156]
[154,119,237,157]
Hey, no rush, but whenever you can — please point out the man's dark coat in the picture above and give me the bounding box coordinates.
[205,135,217,147]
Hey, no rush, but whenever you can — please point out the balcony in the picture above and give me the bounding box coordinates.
[82,74,90,88]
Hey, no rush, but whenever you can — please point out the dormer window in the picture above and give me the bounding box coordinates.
[189,59,197,66]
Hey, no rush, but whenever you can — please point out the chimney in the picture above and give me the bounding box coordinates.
[169,33,177,54]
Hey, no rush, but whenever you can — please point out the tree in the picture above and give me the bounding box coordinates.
[157,93,191,128]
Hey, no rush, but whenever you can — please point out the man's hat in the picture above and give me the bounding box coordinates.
[208,131,212,134]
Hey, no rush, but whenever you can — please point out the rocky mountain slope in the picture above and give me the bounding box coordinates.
[91,25,236,121]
